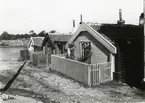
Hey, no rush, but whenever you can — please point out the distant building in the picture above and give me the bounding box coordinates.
[27,37,44,53]
[42,34,72,54]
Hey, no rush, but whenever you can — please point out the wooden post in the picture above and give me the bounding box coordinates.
[88,64,91,87]
[46,54,48,66]
[30,53,31,62]
[144,0,145,78]
[98,64,101,84]
[110,53,115,80]
[43,46,45,55]
[37,54,39,66]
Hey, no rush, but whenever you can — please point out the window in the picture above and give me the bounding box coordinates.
[79,40,92,64]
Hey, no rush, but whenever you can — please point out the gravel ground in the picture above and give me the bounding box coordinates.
[0,61,145,103]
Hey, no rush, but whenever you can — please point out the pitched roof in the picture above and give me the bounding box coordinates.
[49,35,72,42]
[42,34,72,49]
[89,23,113,43]
[42,33,55,49]
[66,22,117,54]
[31,37,44,46]
[87,22,143,39]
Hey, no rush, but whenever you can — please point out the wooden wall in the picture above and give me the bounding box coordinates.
[73,31,110,64]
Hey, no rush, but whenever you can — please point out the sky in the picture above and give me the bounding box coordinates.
[0,0,143,34]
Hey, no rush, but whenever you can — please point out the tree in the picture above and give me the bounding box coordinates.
[23,33,30,38]
[29,30,34,34]
[38,30,46,37]
[50,30,56,33]
[29,30,37,37]
[0,31,10,40]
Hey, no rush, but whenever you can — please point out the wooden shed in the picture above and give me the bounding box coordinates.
[66,22,144,86]
[66,22,117,80]
[49,34,72,54]
[27,37,44,53]
[96,23,144,86]
[42,34,72,54]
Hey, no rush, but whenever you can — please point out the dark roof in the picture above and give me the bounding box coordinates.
[42,33,55,49]
[49,35,72,42]
[87,23,143,40]
[89,23,113,43]
[31,37,44,46]
[42,34,72,49]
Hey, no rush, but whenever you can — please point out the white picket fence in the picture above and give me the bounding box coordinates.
[51,55,112,86]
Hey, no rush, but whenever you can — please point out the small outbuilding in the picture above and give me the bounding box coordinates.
[27,37,44,53]
[42,33,55,55]
[42,34,72,54]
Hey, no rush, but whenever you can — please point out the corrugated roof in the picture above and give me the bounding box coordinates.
[31,37,44,46]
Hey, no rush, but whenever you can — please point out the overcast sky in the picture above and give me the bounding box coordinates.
[0,0,143,34]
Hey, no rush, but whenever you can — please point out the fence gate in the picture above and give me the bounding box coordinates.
[99,62,111,83]
[90,62,111,86]
[90,64,100,86]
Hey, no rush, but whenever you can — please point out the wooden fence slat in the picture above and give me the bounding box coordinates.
[51,55,111,87]
[30,52,49,67]
[51,55,89,86]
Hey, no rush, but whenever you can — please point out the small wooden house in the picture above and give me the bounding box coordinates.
[66,22,117,80]
[66,22,144,86]
[42,34,72,54]
[42,33,55,55]
[27,37,44,53]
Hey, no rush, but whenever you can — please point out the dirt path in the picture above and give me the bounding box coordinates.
[0,61,145,103]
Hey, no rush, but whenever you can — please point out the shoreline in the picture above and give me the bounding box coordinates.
[0,39,29,48]
[0,46,27,48]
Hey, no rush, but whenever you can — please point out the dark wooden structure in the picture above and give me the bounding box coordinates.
[97,24,144,86]
[49,35,72,54]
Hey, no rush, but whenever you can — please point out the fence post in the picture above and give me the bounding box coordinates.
[98,64,101,84]
[110,54,115,80]
[30,53,32,63]
[37,54,39,66]
[88,64,91,87]
[46,54,48,66]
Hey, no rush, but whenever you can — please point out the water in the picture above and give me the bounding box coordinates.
[0,47,26,71]
[0,47,44,103]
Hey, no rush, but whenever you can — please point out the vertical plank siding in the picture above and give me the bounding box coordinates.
[51,55,112,86]
[30,52,49,67]
[90,64,100,86]
[99,62,111,83]
[51,55,89,85]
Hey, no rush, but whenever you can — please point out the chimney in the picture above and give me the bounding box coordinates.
[73,20,75,27]
[139,13,144,26]
[80,14,82,24]
[119,9,122,21]
[72,19,76,33]
[117,9,125,25]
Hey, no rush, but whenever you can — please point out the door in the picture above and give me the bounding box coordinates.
[119,39,144,86]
